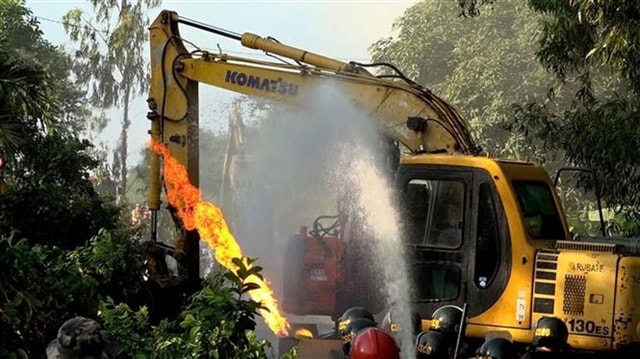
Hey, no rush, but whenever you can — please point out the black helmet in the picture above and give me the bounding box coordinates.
[341,317,377,355]
[532,317,569,351]
[380,307,422,337]
[338,307,375,336]
[416,330,451,359]
[430,305,463,335]
[476,337,516,359]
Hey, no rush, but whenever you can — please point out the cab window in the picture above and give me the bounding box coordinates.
[404,179,465,248]
[413,263,460,301]
[512,181,565,240]
[475,183,500,288]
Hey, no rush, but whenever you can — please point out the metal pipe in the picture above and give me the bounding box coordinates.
[240,32,347,71]
[177,16,242,41]
[150,210,158,242]
[453,303,468,359]
[148,126,161,242]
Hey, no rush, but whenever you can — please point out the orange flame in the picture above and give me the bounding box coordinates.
[294,328,314,339]
[151,140,290,336]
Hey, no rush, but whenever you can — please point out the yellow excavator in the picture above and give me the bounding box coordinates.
[145,9,640,357]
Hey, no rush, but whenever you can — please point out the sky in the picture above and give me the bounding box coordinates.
[25,0,418,165]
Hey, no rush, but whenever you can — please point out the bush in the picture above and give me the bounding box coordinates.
[98,258,275,358]
[0,228,147,358]
[0,136,121,250]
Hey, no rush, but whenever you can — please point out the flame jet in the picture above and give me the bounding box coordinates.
[151,139,290,337]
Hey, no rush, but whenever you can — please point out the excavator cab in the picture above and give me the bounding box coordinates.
[395,156,571,331]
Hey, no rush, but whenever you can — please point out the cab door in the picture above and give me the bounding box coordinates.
[397,165,512,319]
[397,165,473,318]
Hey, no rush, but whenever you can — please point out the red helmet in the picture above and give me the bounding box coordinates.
[350,327,400,359]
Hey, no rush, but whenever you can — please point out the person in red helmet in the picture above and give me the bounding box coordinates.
[350,327,400,359]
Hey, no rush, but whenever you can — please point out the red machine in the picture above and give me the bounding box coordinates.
[282,223,343,316]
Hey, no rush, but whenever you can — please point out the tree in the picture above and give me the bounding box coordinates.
[369,1,563,161]
[508,1,640,216]
[0,43,51,160]
[1,0,93,138]
[0,229,146,357]
[0,134,122,249]
[0,1,124,249]
[63,0,161,202]
[0,4,149,355]
[0,0,65,163]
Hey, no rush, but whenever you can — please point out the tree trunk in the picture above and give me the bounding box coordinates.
[120,77,130,201]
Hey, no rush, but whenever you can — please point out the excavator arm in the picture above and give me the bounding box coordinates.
[148,11,478,154]
[145,9,480,303]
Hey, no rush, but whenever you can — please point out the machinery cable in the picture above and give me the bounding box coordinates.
[349,61,423,89]
[350,61,481,155]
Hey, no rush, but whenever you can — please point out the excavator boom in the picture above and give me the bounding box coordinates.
[147,9,480,216]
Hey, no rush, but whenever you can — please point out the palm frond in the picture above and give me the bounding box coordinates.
[0,48,60,133]
[0,111,26,158]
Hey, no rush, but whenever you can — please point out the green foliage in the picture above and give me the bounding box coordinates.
[0,26,60,164]
[369,1,559,160]
[62,0,160,108]
[611,211,640,237]
[0,134,121,249]
[0,42,57,133]
[172,260,269,358]
[73,229,146,303]
[98,257,273,358]
[0,0,91,138]
[369,1,640,227]
[508,1,640,213]
[529,0,640,94]
[0,5,148,346]
[0,229,146,357]
[0,45,44,158]
[279,347,298,359]
[0,0,103,185]
[0,136,147,354]
[98,298,162,357]
[0,236,97,356]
